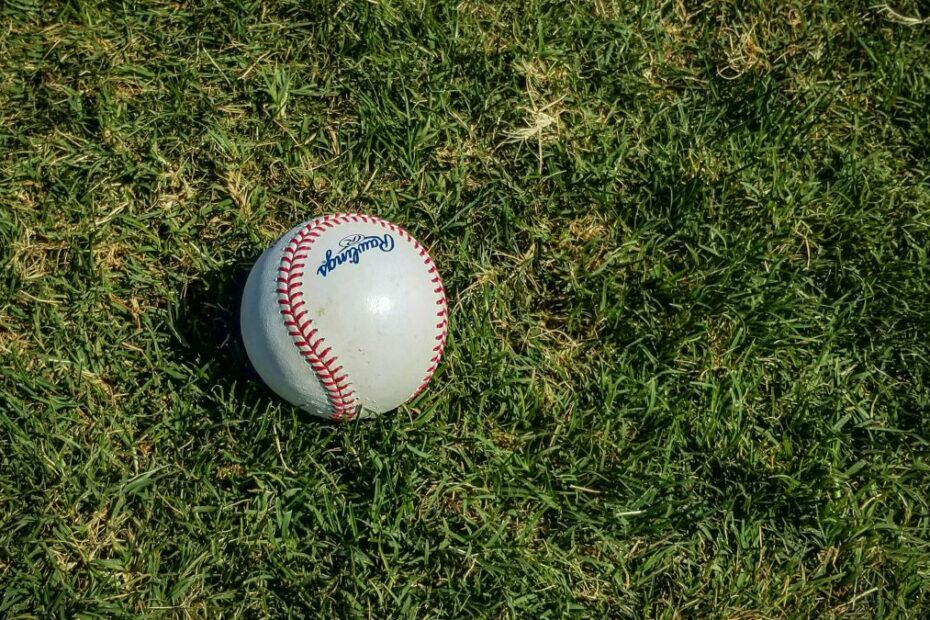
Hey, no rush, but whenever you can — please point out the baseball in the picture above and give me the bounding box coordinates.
[240,213,448,421]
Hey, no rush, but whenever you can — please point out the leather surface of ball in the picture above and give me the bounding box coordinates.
[240,213,447,421]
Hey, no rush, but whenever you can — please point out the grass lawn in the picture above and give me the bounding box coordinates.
[2,0,930,617]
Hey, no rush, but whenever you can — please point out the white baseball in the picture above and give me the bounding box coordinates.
[240,213,448,421]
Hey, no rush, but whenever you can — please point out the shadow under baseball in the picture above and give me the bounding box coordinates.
[169,257,259,392]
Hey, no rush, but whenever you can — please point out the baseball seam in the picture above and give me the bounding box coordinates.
[277,214,357,421]
[276,213,447,421]
[357,213,448,402]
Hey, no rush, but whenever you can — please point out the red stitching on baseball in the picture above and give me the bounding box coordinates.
[278,215,359,421]
[347,215,447,402]
[411,281,446,397]
[354,216,449,398]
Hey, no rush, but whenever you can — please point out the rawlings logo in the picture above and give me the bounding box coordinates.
[316,233,395,277]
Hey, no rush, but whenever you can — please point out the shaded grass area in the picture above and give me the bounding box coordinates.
[1,0,929,617]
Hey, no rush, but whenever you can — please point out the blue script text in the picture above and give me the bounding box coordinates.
[316,234,396,277]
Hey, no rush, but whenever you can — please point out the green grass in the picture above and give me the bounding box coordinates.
[1,0,929,617]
